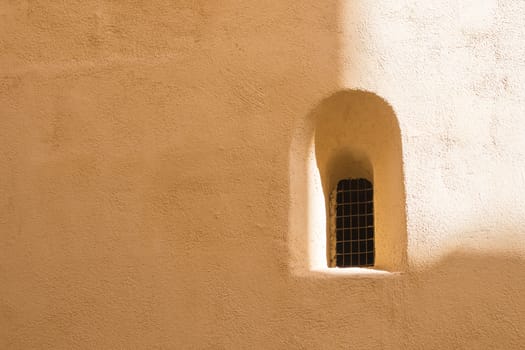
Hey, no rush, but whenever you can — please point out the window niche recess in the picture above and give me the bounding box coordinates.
[312,90,407,272]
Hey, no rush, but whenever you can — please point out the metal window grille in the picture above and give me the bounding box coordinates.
[334,178,374,267]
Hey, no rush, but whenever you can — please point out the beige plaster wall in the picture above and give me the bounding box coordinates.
[1,1,525,348]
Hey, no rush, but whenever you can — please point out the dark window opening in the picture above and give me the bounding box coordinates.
[335,178,374,267]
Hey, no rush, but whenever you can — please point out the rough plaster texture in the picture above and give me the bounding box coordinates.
[1,1,525,349]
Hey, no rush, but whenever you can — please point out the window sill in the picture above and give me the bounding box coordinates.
[311,267,401,278]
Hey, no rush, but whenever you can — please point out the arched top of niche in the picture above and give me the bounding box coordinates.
[314,90,401,191]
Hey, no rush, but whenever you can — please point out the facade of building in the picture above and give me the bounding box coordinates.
[2,1,525,348]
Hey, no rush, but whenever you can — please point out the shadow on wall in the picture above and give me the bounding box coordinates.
[399,249,525,348]
[0,1,344,348]
[289,90,407,273]
[282,246,525,348]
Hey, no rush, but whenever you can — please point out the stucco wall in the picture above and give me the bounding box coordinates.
[1,1,525,348]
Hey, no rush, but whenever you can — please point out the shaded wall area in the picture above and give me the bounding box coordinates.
[282,249,525,349]
[1,1,341,348]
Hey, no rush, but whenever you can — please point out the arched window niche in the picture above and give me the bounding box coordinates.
[289,90,407,275]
